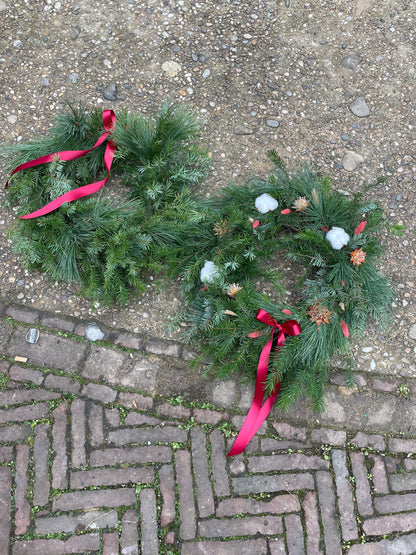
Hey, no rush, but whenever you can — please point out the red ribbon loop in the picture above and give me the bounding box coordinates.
[228,309,301,457]
[6,110,116,219]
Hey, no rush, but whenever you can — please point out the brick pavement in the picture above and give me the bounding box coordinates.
[2,302,416,553]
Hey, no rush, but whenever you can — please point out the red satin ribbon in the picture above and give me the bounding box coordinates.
[228,309,301,457]
[6,110,116,219]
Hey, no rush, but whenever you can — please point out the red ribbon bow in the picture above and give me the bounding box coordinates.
[6,110,116,219]
[228,309,301,456]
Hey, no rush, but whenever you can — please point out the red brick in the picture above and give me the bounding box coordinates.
[145,338,181,357]
[51,402,68,490]
[90,445,172,466]
[363,512,416,536]
[70,467,154,489]
[176,450,196,540]
[210,429,231,497]
[310,427,346,446]
[191,428,214,517]
[332,449,359,541]
[261,437,312,451]
[303,491,322,555]
[351,431,386,451]
[0,467,12,554]
[40,315,76,333]
[81,383,117,403]
[33,423,50,507]
[105,408,121,427]
[52,488,137,511]
[389,438,416,453]
[247,453,329,473]
[6,327,86,372]
[390,473,416,492]
[316,471,342,554]
[199,515,283,537]
[156,402,191,419]
[108,426,187,445]
[6,305,39,324]
[12,534,101,554]
[181,539,268,554]
[140,489,159,555]
[232,473,314,495]
[350,452,373,516]
[0,388,60,406]
[118,391,153,410]
[103,531,119,555]
[35,510,118,534]
[375,493,416,514]
[369,455,389,494]
[44,374,81,394]
[272,421,307,440]
[71,399,86,468]
[269,537,287,554]
[193,408,226,425]
[114,332,142,350]
[348,533,416,554]
[9,365,44,385]
[159,464,176,527]
[88,402,104,448]
[121,509,139,555]
[285,514,305,553]
[14,444,31,535]
[123,412,161,426]
[0,423,32,443]
[0,403,49,424]
[0,445,14,463]
[216,494,300,517]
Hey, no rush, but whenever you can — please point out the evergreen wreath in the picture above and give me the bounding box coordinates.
[2,106,394,412]
[165,153,394,410]
[2,104,210,304]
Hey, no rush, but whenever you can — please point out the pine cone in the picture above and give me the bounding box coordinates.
[307,303,331,326]
[350,248,366,266]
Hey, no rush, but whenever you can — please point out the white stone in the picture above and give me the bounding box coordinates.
[255,193,278,214]
[161,60,182,77]
[326,227,350,250]
[200,261,219,284]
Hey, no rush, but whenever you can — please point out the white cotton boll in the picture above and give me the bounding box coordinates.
[255,193,278,214]
[200,260,219,283]
[326,227,350,250]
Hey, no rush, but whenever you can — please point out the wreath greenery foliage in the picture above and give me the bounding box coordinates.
[3,106,394,408]
[2,104,210,304]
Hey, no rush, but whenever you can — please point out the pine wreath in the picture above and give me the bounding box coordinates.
[3,108,394,426]
[165,152,394,412]
[2,104,210,304]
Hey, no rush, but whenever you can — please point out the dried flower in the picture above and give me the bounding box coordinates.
[226,283,243,298]
[307,303,331,326]
[292,197,310,212]
[350,248,366,266]
[213,220,230,238]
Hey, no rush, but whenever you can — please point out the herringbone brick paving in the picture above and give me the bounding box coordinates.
[2,304,416,553]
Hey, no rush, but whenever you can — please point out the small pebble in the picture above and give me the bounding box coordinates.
[266,119,279,128]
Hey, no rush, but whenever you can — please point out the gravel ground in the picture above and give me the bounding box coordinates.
[0,0,415,379]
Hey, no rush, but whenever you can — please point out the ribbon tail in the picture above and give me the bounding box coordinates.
[19,134,116,219]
